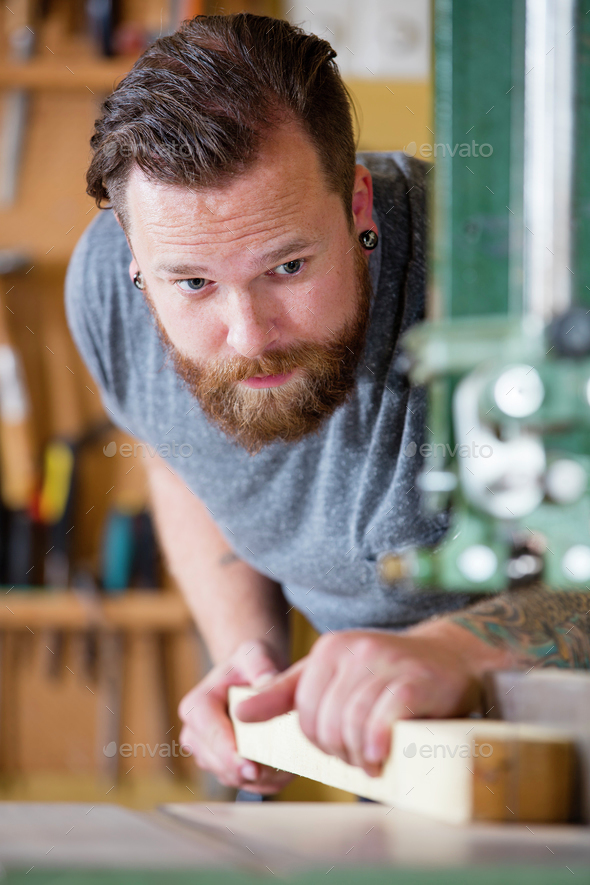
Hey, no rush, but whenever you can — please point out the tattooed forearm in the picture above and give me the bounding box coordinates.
[449,582,590,668]
[218,551,241,567]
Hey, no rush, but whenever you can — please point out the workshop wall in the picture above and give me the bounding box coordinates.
[0,0,431,808]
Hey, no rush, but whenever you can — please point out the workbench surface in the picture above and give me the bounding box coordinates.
[0,801,589,883]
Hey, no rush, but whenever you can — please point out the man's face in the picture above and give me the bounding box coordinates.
[124,123,377,452]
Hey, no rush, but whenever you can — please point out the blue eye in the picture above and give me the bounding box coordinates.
[274,259,304,276]
[177,278,208,292]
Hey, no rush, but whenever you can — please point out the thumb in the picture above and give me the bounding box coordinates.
[238,641,282,687]
[235,658,306,722]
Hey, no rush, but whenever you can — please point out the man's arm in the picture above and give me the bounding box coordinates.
[146,453,293,793]
[444,582,590,669]
[145,453,288,666]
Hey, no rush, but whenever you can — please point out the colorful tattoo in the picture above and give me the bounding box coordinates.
[450,582,590,668]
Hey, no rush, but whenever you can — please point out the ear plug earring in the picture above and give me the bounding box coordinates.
[359,229,379,250]
[133,271,145,290]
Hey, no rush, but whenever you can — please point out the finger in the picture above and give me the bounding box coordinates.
[245,764,295,790]
[178,674,231,725]
[234,640,282,686]
[341,675,391,770]
[181,684,229,736]
[362,678,424,767]
[179,718,243,780]
[295,654,337,744]
[313,664,375,762]
[225,763,293,794]
[237,768,295,795]
[181,717,291,793]
[235,659,306,722]
[182,688,248,777]
[178,684,202,722]
[180,720,262,787]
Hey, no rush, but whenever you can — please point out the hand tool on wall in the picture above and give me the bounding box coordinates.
[0,0,38,206]
[38,438,75,587]
[132,509,158,589]
[36,437,76,676]
[85,0,119,57]
[100,507,134,594]
[0,252,37,585]
[100,506,159,593]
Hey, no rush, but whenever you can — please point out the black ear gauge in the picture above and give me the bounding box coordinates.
[359,229,379,250]
[133,271,145,290]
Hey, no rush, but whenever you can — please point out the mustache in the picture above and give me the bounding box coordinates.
[204,340,344,385]
[141,291,342,384]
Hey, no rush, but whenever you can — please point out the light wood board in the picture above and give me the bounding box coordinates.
[229,685,576,825]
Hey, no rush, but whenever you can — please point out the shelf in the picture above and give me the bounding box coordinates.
[0,59,135,92]
[0,589,192,631]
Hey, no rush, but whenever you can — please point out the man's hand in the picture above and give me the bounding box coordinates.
[235,624,512,776]
[178,640,294,794]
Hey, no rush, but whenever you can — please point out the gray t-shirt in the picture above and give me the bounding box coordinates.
[66,151,483,633]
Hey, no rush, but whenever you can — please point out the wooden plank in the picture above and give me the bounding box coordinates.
[484,669,590,822]
[119,632,169,777]
[229,686,577,825]
[95,632,124,779]
[0,632,20,771]
[0,60,132,91]
[0,590,192,630]
[102,592,192,631]
[161,625,203,778]
[16,631,98,774]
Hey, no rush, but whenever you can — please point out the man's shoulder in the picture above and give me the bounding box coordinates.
[357,150,428,257]
[356,150,428,199]
[64,208,151,425]
[357,151,428,358]
[66,208,131,312]
[66,209,130,359]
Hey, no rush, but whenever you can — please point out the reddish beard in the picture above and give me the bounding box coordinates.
[144,243,373,453]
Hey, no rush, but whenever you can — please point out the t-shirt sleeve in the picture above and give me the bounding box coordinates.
[64,210,136,434]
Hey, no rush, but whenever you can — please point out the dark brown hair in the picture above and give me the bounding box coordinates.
[86,13,357,234]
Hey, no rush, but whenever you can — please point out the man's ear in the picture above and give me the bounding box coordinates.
[113,210,126,233]
[114,213,138,286]
[113,211,134,250]
[352,164,376,236]
[128,257,140,287]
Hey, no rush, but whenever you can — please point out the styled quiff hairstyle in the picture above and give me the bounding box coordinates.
[86,13,357,235]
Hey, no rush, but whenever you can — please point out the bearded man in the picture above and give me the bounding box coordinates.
[66,13,590,796]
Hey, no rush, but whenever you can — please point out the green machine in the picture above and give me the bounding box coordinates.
[380,0,590,593]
